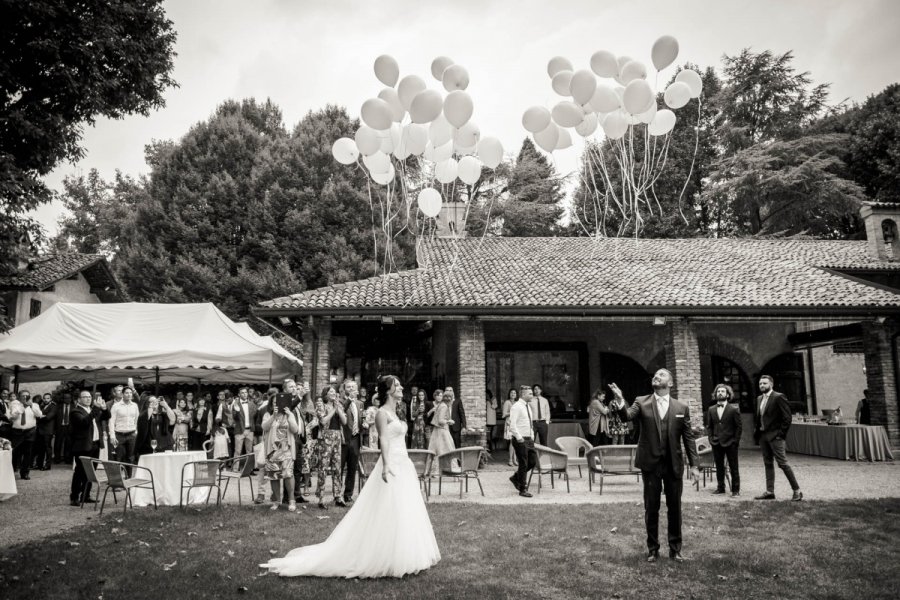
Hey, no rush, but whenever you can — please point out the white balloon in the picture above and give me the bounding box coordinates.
[551,70,574,96]
[616,56,633,75]
[648,109,676,136]
[430,56,454,81]
[331,137,358,165]
[675,69,703,98]
[575,112,599,137]
[477,136,503,169]
[664,81,692,109]
[400,123,428,157]
[638,102,658,125]
[371,163,396,185]
[602,112,628,140]
[443,90,474,128]
[423,142,436,162]
[522,106,552,133]
[555,128,573,150]
[457,155,483,185]
[354,126,380,156]
[389,122,402,151]
[590,84,620,113]
[397,75,426,110]
[429,115,453,146]
[418,187,443,218]
[409,89,443,124]
[362,151,391,174]
[360,98,393,131]
[651,35,679,71]
[377,88,405,122]
[569,69,598,105]
[620,61,648,84]
[590,50,618,78]
[454,143,477,156]
[453,120,480,148]
[441,64,470,91]
[623,79,654,115]
[432,140,453,162]
[547,56,574,78]
[378,131,394,154]
[434,158,458,184]
[534,122,560,153]
[373,55,399,87]
[551,101,584,128]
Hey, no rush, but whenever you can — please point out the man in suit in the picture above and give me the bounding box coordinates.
[753,375,803,501]
[69,390,108,506]
[445,386,466,448]
[530,384,552,446]
[54,392,73,464]
[35,393,57,470]
[231,387,257,457]
[610,369,700,563]
[339,379,363,506]
[705,384,742,497]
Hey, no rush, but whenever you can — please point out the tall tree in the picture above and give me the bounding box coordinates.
[845,84,900,203]
[0,0,177,272]
[497,138,566,236]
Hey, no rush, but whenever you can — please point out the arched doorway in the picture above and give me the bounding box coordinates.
[710,356,754,413]
[599,352,652,401]
[760,353,808,413]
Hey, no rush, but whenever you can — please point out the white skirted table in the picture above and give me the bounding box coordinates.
[0,450,16,502]
[131,450,211,506]
[786,423,894,462]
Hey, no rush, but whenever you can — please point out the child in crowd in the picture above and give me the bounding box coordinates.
[212,423,230,459]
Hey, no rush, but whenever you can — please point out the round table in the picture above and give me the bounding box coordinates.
[131,450,211,506]
[0,449,16,502]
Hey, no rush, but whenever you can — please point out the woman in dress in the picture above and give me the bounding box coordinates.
[314,385,346,509]
[485,390,498,452]
[410,389,427,449]
[607,394,627,445]
[261,392,300,512]
[135,395,175,456]
[502,388,518,467]
[426,390,456,474]
[191,396,211,451]
[586,389,610,447]
[173,397,191,451]
[261,375,440,578]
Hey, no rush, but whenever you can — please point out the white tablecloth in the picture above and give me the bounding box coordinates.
[0,450,16,502]
[131,451,211,506]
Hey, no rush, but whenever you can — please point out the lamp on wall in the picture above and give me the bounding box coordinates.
[652,316,666,326]
[381,315,394,325]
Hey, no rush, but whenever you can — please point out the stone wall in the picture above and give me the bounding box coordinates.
[665,321,703,429]
[863,321,900,447]
[457,320,486,446]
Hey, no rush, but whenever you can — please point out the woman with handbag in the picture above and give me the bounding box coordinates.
[261,392,300,512]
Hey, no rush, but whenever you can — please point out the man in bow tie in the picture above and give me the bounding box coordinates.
[610,369,700,563]
[705,384,742,497]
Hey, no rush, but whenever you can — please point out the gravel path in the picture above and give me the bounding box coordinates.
[1,449,896,546]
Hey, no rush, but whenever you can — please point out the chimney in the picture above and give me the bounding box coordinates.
[435,201,467,239]
[860,202,900,261]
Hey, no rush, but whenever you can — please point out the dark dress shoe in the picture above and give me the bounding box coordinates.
[647,550,659,563]
[343,497,354,505]
[294,495,308,504]
[754,492,776,500]
[792,490,804,502]
[82,498,97,504]
[518,490,533,498]
[20,475,30,480]
[509,475,520,491]
[712,489,726,495]
[70,500,80,507]
[731,491,741,497]
[670,551,685,562]
[334,498,348,507]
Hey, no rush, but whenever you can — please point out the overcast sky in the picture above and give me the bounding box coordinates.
[34,0,900,235]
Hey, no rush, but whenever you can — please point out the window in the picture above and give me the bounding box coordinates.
[833,341,864,355]
[29,299,42,319]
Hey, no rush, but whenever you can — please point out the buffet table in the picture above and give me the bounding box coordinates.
[785,423,894,461]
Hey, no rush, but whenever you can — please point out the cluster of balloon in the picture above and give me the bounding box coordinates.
[521,35,703,236]
[331,54,505,271]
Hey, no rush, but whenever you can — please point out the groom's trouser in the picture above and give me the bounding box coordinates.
[642,459,683,554]
[342,435,360,500]
[511,437,537,491]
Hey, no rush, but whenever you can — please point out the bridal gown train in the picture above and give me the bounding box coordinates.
[261,416,441,578]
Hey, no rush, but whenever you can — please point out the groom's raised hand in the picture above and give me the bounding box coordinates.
[608,383,625,405]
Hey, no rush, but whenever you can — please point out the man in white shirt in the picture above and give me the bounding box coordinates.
[109,387,140,466]
[529,384,552,446]
[339,379,363,506]
[232,387,257,457]
[10,390,42,480]
[508,385,538,498]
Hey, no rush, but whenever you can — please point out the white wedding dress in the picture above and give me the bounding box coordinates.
[261,415,441,578]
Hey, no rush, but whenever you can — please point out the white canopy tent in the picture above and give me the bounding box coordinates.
[0,302,302,385]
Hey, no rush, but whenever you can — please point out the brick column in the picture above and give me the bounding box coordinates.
[863,321,900,447]
[665,320,703,430]
[301,318,332,399]
[457,320,486,447]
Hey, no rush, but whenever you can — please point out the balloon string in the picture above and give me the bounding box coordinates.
[676,95,703,226]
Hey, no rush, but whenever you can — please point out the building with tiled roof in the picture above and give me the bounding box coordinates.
[255,202,900,450]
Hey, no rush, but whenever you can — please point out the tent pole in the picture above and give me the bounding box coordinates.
[13,366,19,393]
[268,368,272,387]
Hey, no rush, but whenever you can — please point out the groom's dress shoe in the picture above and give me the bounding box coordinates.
[754,492,776,500]
[647,550,659,563]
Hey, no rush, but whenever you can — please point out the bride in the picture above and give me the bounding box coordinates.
[261,375,441,578]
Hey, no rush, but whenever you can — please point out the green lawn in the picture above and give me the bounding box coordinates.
[1,499,899,599]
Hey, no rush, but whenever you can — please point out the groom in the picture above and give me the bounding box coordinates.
[609,369,699,562]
